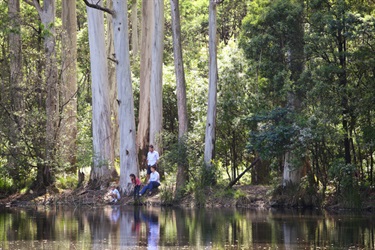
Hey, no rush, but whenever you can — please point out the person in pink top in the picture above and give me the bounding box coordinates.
[130,173,141,200]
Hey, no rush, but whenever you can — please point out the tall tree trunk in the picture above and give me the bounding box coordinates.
[112,0,139,194]
[106,0,120,163]
[60,0,78,172]
[282,1,305,186]
[136,0,153,168]
[86,1,114,183]
[31,0,58,187]
[8,0,23,183]
[131,0,139,57]
[338,28,351,165]
[149,0,164,152]
[204,0,218,172]
[170,0,188,197]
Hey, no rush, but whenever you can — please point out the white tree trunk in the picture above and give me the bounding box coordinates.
[106,0,120,161]
[131,0,139,56]
[282,151,302,186]
[60,0,78,170]
[136,0,153,164]
[170,0,188,194]
[86,2,114,181]
[149,0,164,151]
[112,0,139,194]
[204,0,218,168]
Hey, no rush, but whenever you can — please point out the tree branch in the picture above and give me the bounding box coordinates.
[23,0,43,17]
[83,0,114,16]
[226,158,260,189]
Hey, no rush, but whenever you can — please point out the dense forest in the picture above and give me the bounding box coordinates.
[0,0,374,208]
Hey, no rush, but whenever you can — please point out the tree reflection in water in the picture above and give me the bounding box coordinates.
[1,207,375,249]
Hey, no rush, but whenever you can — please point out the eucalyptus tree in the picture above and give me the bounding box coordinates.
[112,0,139,193]
[60,0,78,171]
[170,0,189,197]
[84,0,138,192]
[204,0,219,176]
[24,0,58,186]
[85,0,114,183]
[131,0,139,56]
[137,0,153,166]
[8,0,23,182]
[106,0,119,161]
[149,0,164,152]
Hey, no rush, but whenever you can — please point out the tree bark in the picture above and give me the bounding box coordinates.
[106,0,120,163]
[282,2,305,186]
[149,0,164,152]
[204,0,218,171]
[8,0,23,182]
[86,1,114,183]
[136,0,153,167]
[131,0,139,56]
[60,0,78,171]
[170,0,188,197]
[112,0,139,194]
[30,0,58,186]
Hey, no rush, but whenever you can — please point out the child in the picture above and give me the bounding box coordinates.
[130,173,141,200]
[109,184,121,203]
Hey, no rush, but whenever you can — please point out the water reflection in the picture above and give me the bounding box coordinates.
[0,206,375,249]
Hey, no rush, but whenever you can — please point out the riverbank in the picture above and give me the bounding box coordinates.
[1,184,375,211]
[0,184,272,209]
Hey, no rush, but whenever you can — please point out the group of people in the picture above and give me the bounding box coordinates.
[109,145,161,203]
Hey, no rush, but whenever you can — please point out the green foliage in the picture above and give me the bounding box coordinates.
[0,176,14,194]
[160,185,174,206]
[329,162,361,208]
[246,107,296,159]
[56,174,78,190]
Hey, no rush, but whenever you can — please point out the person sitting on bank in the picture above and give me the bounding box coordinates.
[109,184,121,203]
[130,173,141,200]
[146,145,159,180]
[139,165,160,196]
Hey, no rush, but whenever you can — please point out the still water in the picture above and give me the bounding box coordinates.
[0,206,374,249]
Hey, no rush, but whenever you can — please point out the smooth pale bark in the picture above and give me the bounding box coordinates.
[60,0,77,170]
[106,0,120,161]
[136,0,153,166]
[204,0,218,169]
[8,0,23,181]
[282,152,302,185]
[86,2,114,182]
[149,0,164,151]
[170,0,188,196]
[131,0,139,56]
[112,0,139,194]
[282,5,305,186]
[32,0,58,186]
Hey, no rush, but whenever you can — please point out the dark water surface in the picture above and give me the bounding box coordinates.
[0,206,374,249]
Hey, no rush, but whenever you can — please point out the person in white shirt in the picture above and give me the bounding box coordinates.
[146,145,159,180]
[109,184,121,203]
[139,165,160,196]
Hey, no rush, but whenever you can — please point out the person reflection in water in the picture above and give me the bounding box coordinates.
[132,208,141,233]
[110,206,120,224]
[141,209,160,249]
